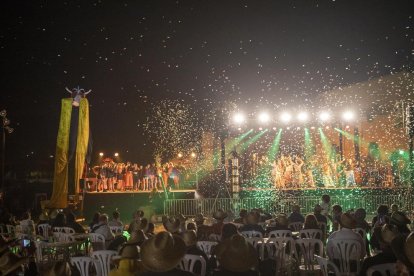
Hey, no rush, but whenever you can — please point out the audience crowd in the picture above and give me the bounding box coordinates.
[0,194,413,275]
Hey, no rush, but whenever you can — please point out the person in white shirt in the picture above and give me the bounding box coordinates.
[326,213,366,272]
[19,211,35,239]
[92,214,114,249]
[108,210,123,228]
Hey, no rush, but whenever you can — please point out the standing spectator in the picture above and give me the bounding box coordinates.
[372,205,389,227]
[108,210,123,228]
[66,212,85,233]
[320,194,331,220]
[331,205,343,232]
[313,204,328,225]
[288,205,304,223]
[19,211,35,238]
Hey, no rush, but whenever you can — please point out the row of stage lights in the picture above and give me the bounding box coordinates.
[231,110,356,125]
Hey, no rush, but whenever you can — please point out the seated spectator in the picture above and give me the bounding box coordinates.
[302,214,322,239]
[162,216,181,235]
[38,209,50,225]
[66,212,85,233]
[110,243,142,276]
[391,232,414,275]
[221,223,239,241]
[128,229,148,247]
[327,213,366,271]
[266,214,290,234]
[182,230,210,274]
[140,231,193,276]
[108,210,124,228]
[92,214,115,248]
[391,203,399,213]
[89,212,101,229]
[194,213,211,241]
[331,204,343,232]
[390,211,411,234]
[288,205,304,224]
[211,210,227,235]
[320,194,332,220]
[252,208,272,222]
[213,234,259,275]
[360,224,399,276]
[239,211,265,235]
[354,208,370,231]
[372,204,389,227]
[234,209,248,224]
[51,212,66,231]
[146,222,155,237]
[19,211,35,238]
[186,222,196,231]
[128,210,145,234]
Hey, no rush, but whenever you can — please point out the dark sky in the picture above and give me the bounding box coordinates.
[0,0,413,168]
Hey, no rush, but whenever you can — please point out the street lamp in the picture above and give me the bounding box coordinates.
[1,110,14,190]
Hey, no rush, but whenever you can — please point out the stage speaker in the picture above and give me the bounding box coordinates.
[406,104,414,136]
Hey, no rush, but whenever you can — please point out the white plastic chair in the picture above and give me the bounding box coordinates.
[89,233,106,251]
[366,263,397,276]
[208,233,221,242]
[245,237,263,258]
[240,230,263,238]
[264,238,288,273]
[53,232,75,242]
[109,226,123,235]
[299,229,323,239]
[296,238,324,274]
[91,250,117,276]
[329,239,362,275]
[268,230,292,238]
[196,241,217,258]
[179,254,206,276]
[37,224,50,240]
[315,255,341,276]
[71,256,95,276]
[288,222,304,231]
[6,224,15,235]
[52,227,66,233]
[353,227,367,254]
[265,237,297,261]
[62,227,75,234]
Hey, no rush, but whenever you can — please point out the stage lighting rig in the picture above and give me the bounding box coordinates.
[258,112,270,124]
[232,113,245,124]
[297,112,309,122]
[342,111,355,122]
[319,111,331,122]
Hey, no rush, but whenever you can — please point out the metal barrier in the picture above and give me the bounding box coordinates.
[164,189,414,216]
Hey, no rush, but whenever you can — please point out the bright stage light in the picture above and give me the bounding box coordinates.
[280,112,292,123]
[99,152,104,157]
[319,112,331,122]
[177,153,183,158]
[258,112,270,123]
[191,152,196,158]
[114,152,119,157]
[297,112,309,122]
[233,113,245,124]
[342,111,355,121]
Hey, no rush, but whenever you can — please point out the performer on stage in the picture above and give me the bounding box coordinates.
[124,162,134,190]
[322,161,335,187]
[344,159,356,187]
[292,156,304,188]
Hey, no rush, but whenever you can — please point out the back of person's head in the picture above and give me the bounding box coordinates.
[147,222,155,234]
[239,209,248,218]
[182,230,197,247]
[304,214,319,229]
[314,204,322,214]
[391,204,399,213]
[113,210,120,220]
[221,223,238,241]
[92,212,101,223]
[55,212,66,225]
[186,222,197,231]
[354,208,366,221]
[322,194,330,203]
[377,204,389,215]
[66,212,76,224]
[22,211,31,220]
[339,213,356,229]
[292,204,301,213]
[99,214,109,223]
[332,204,342,214]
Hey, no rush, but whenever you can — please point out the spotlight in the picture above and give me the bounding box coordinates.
[272,127,277,131]
[319,112,331,122]
[297,112,309,122]
[259,127,263,131]
[258,112,270,123]
[0,110,6,117]
[99,152,104,157]
[325,126,330,130]
[399,150,404,155]
[177,153,183,158]
[114,152,119,157]
[233,113,245,124]
[237,127,242,131]
[280,112,292,123]
[342,111,355,121]
[191,152,196,158]
[345,125,350,129]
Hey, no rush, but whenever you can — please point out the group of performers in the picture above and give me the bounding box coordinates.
[92,161,183,192]
[265,153,395,189]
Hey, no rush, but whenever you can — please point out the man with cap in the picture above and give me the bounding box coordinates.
[140,231,194,275]
[326,213,366,270]
[359,224,399,276]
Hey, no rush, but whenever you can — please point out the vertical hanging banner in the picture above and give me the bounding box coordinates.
[47,88,91,209]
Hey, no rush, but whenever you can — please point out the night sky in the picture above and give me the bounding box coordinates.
[0,0,413,170]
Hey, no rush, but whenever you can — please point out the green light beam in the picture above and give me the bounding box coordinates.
[267,129,283,162]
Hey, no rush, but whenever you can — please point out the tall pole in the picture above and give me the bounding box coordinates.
[339,125,344,160]
[1,125,5,190]
[354,126,360,163]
